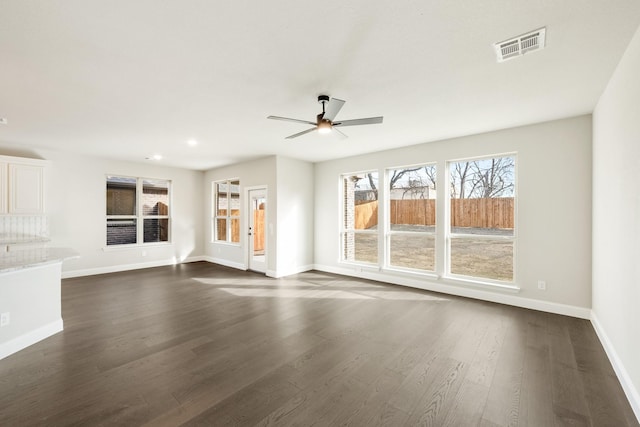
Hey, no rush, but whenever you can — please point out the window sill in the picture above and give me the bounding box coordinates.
[382,266,438,280]
[440,274,520,292]
[338,260,379,270]
[103,242,173,251]
[211,241,241,247]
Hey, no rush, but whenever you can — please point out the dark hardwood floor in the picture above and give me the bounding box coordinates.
[0,262,636,426]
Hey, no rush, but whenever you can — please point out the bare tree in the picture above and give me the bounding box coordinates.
[450,161,473,199]
[471,157,514,198]
[450,157,514,198]
[388,167,421,189]
[387,166,438,199]
[366,173,378,199]
[423,165,437,190]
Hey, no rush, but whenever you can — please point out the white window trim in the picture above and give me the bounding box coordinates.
[384,163,438,273]
[337,154,517,291]
[105,175,172,248]
[444,153,517,285]
[338,170,379,265]
[212,178,241,245]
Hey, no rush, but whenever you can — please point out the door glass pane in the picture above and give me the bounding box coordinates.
[252,197,265,257]
[390,234,435,271]
[450,238,513,281]
[106,219,137,245]
[106,176,136,215]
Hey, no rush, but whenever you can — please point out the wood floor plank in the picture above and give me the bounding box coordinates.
[519,330,554,426]
[0,262,636,426]
[401,357,468,426]
[480,308,528,426]
[442,379,490,426]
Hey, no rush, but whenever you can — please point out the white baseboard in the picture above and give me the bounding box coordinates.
[202,256,246,271]
[266,264,314,278]
[591,311,640,422]
[62,255,207,279]
[0,319,63,361]
[313,264,591,319]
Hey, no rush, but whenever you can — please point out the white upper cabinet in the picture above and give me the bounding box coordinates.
[0,162,6,214]
[0,155,48,215]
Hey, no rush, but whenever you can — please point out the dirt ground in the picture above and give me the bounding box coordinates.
[351,226,513,282]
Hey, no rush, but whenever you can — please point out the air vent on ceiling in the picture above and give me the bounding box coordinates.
[494,27,546,62]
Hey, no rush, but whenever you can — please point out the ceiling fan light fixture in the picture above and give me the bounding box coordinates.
[268,95,383,139]
[317,120,332,134]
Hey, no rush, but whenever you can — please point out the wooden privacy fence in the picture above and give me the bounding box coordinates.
[356,198,514,229]
[390,199,435,227]
[219,209,265,250]
[451,197,514,229]
[253,209,265,252]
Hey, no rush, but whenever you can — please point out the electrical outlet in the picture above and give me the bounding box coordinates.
[141,250,147,257]
[0,312,10,327]
[537,280,546,290]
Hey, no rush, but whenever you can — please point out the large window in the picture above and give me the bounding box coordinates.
[448,155,515,282]
[341,172,378,264]
[214,179,240,243]
[106,176,171,246]
[339,153,516,287]
[387,164,437,271]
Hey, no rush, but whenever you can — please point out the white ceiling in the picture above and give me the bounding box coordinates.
[1,1,639,170]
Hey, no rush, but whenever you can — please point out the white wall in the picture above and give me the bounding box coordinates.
[0,145,205,276]
[0,263,63,360]
[204,156,278,271]
[315,115,593,316]
[592,25,640,418]
[275,156,314,276]
[203,155,315,278]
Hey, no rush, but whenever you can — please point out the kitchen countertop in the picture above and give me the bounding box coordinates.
[0,234,51,245]
[0,247,79,274]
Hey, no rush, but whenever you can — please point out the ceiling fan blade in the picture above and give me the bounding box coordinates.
[285,127,317,139]
[323,98,346,122]
[267,115,316,126]
[333,116,384,127]
[332,127,348,139]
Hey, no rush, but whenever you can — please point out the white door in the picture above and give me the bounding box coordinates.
[248,188,267,273]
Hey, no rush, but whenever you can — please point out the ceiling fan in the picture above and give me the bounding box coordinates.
[268,95,383,139]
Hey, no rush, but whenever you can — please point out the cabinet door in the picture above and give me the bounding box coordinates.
[0,162,6,214]
[9,163,44,214]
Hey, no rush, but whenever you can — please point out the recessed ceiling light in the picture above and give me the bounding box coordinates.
[146,154,163,161]
[187,139,198,147]
[0,118,7,125]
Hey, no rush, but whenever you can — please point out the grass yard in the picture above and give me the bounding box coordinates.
[351,226,513,282]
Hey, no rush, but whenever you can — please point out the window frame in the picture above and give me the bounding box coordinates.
[339,170,379,266]
[445,153,517,285]
[385,162,438,273]
[105,175,172,248]
[212,178,241,245]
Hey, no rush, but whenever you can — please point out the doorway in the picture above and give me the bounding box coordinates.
[248,188,267,273]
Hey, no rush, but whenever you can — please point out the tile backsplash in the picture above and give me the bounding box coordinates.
[0,215,49,243]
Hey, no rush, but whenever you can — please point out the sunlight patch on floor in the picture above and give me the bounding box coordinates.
[216,286,448,301]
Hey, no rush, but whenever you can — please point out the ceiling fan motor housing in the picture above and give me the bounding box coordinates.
[317,95,330,104]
